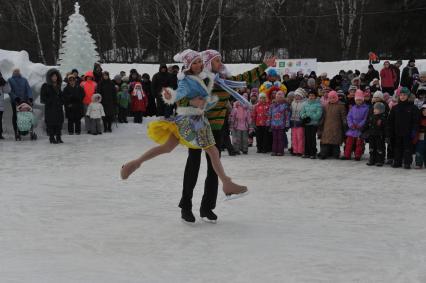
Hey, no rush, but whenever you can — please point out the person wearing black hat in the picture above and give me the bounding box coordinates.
[387,87,420,169]
[400,59,419,90]
[365,64,380,85]
[390,60,402,88]
[151,64,175,117]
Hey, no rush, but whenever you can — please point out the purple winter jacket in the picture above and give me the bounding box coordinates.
[346,103,370,137]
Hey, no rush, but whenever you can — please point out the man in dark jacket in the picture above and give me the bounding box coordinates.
[387,87,419,169]
[8,69,33,140]
[390,60,402,88]
[98,71,117,132]
[400,59,419,90]
[365,64,380,85]
[40,69,64,144]
[151,64,174,117]
[141,73,156,117]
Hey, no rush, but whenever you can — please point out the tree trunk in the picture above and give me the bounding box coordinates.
[58,0,63,52]
[28,0,46,64]
[197,0,206,51]
[109,0,117,61]
[182,0,192,49]
[355,0,367,59]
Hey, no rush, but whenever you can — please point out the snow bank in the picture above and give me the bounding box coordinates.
[102,60,426,79]
[0,49,49,100]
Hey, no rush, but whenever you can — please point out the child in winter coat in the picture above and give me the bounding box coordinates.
[290,88,306,156]
[80,71,97,133]
[318,91,347,159]
[342,90,370,160]
[117,83,130,123]
[86,93,105,135]
[414,104,426,169]
[248,91,258,147]
[300,89,323,159]
[267,91,291,156]
[363,102,387,166]
[229,101,252,154]
[252,92,270,153]
[131,82,148,123]
[387,87,420,169]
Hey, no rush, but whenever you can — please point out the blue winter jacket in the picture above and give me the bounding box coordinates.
[8,74,32,103]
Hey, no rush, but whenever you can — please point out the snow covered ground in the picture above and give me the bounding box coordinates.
[1,120,426,283]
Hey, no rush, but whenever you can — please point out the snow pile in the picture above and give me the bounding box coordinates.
[102,60,426,79]
[0,49,49,100]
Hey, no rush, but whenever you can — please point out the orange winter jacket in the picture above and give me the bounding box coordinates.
[81,80,97,105]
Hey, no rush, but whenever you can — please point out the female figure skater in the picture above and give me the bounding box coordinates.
[120,49,248,197]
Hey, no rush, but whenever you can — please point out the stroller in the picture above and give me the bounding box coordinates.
[16,102,37,141]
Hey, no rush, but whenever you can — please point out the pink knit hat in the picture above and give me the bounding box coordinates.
[355,89,364,101]
[328,91,338,100]
[173,49,201,75]
[201,49,221,72]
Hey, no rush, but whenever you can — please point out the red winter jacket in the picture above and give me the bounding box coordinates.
[252,101,270,126]
[380,67,396,88]
[131,84,148,112]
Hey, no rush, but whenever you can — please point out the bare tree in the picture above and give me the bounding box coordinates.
[335,0,359,60]
[28,0,46,64]
[355,0,367,59]
[156,0,193,50]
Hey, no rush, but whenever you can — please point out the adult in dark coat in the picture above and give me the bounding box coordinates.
[390,60,402,89]
[329,75,343,91]
[151,64,174,117]
[365,65,380,84]
[400,59,419,90]
[387,87,419,168]
[93,63,103,84]
[63,74,85,135]
[40,68,64,144]
[142,73,156,117]
[98,71,117,132]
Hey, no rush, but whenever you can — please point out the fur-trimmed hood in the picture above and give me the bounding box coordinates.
[92,93,102,103]
[45,68,62,86]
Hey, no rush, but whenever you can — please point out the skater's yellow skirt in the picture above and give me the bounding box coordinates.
[147,119,216,150]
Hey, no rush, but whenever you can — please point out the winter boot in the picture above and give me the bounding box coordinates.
[49,135,58,144]
[56,135,64,144]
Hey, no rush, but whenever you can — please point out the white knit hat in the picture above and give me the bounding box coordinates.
[295,88,306,98]
[173,49,201,79]
[373,91,384,100]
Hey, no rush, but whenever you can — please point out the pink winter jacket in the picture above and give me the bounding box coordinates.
[229,101,252,131]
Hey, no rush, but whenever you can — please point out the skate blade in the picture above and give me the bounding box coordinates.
[223,190,249,201]
[201,217,217,224]
[181,219,196,225]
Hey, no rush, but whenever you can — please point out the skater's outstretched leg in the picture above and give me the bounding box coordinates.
[121,135,179,179]
[204,146,248,196]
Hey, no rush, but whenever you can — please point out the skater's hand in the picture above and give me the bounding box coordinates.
[163,88,172,100]
[189,97,206,109]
